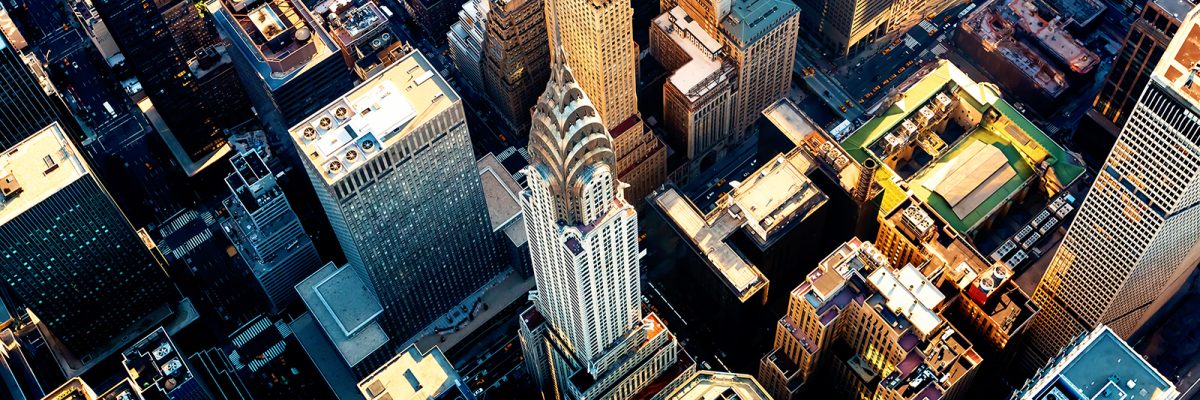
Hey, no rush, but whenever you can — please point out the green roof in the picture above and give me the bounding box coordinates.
[721,0,798,48]
[840,60,1085,232]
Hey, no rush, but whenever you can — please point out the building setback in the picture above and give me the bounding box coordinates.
[0,123,176,369]
[287,50,504,371]
[1024,5,1200,367]
[482,0,549,134]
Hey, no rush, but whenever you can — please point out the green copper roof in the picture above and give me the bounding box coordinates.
[840,60,1085,232]
[721,0,798,48]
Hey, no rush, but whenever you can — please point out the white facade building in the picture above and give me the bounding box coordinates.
[1026,6,1200,364]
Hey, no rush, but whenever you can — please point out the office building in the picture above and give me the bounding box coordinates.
[190,315,335,399]
[402,0,460,40]
[517,19,687,399]
[651,7,736,168]
[121,327,211,399]
[449,0,488,92]
[655,370,771,400]
[757,239,982,400]
[547,0,666,205]
[793,0,956,55]
[1025,5,1200,364]
[0,327,45,400]
[957,2,1069,108]
[288,50,504,366]
[482,0,549,133]
[358,345,474,400]
[206,0,367,129]
[1091,0,1194,135]
[221,150,322,312]
[1005,0,1099,75]
[292,262,388,397]
[720,0,800,137]
[0,123,176,368]
[1014,326,1177,399]
[0,32,78,148]
[94,0,254,175]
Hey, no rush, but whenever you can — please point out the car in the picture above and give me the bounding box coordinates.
[839,105,847,112]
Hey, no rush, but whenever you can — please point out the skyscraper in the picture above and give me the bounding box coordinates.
[720,0,800,137]
[0,123,176,367]
[1091,0,1195,135]
[94,0,254,175]
[0,32,78,148]
[517,15,685,399]
[220,150,322,312]
[792,0,956,55]
[1025,5,1200,364]
[449,0,489,92]
[546,0,666,205]
[287,50,504,364]
[483,0,549,134]
[1014,326,1177,399]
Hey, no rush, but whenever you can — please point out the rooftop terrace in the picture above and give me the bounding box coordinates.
[841,60,1085,233]
[207,0,339,89]
[288,50,458,185]
[0,122,89,226]
[656,7,733,101]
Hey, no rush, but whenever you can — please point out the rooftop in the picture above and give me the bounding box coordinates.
[1022,326,1177,399]
[1154,6,1200,108]
[763,99,869,194]
[660,370,772,399]
[866,264,944,337]
[653,149,826,302]
[656,7,733,100]
[0,122,89,226]
[721,0,798,48]
[207,0,340,90]
[1150,0,1194,22]
[1041,0,1106,26]
[961,6,1067,97]
[841,60,1085,233]
[287,50,458,185]
[477,153,527,246]
[358,345,470,400]
[296,262,388,367]
[1008,0,1098,73]
[43,378,98,400]
[121,327,195,396]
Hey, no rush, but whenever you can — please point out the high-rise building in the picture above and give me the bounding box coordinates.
[517,16,687,399]
[94,0,255,175]
[1025,5,1200,364]
[482,0,549,134]
[358,345,474,400]
[0,123,177,368]
[1014,326,1178,399]
[657,370,772,400]
[757,239,981,400]
[121,327,212,399]
[651,7,736,167]
[547,0,666,205]
[220,150,322,312]
[206,0,380,130]
[287,50,504,365]
[720,0,800,137]
[794,0,957,55]
[1091,0,1195,136]
[402,0,460,40]
[0,31,79,148]
[449,0,489,92]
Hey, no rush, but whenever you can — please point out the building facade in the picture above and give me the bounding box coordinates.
[94,0,254,174]
[449,0,489,92]
[547,0,666,205]
[1025,5,1200,365]
[0,123,176,367]
[288,50,504,367]
[720,0,801,137]
[220,150,322,312]
[1091,0,1194,135]
[0,33,78,148]
[483,0,549,134]
[757,239,981,400]
[517,20,685,399]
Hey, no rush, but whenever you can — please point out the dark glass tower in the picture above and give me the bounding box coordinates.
[0,33,78,148]
[92,0,253,169]
[0,123,176,364]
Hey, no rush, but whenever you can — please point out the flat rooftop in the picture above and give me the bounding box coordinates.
[43,378,97,400]
[654,149,826,302]
[1008,0,1098,73]
[1155,6,1200,108]
[288,50,458,185]
[0,122,89,226]
[1028,327,1176,399]
[661,370,772,399]
[358,345,469,400]
[722,0,798,48]
[961,7,1067,97]
[656,7,732,100]
[207,0,340,90]
[762,99,868,195]
[121,327,195,396]
[1151,0,1194,22]
[867,264,944,337]
[841,60,1085,233]
[296,262,388,367]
